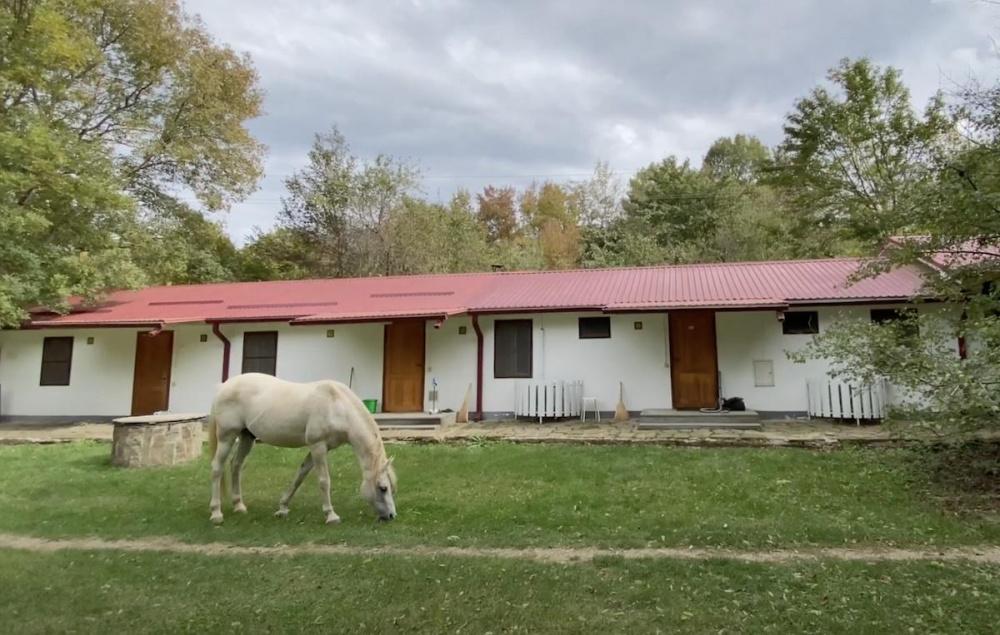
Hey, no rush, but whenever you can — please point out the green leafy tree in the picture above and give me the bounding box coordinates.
[622,157,719,249]
[278,126,419,277]
[702,134,771,184]
[0,0,263,325]
[237,227,316,282]
[774,58,950,253]
[387,192,491,274]
[520,182,581,269]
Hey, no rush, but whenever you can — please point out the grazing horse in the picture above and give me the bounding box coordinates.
[207,373,397,525]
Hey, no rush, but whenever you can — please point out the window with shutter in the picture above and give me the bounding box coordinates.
[494,320,532,378]
[241,331,278,375]
[40,337,74,386]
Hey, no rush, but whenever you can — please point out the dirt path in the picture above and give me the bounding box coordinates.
[1,533,998,565]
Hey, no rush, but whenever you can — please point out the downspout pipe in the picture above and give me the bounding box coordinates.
[471,314,484,421]
[210,322,231,382]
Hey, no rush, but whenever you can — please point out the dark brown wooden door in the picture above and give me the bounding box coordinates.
[383,320,425,412]
[669,310,718,410]
[131,331,174,415]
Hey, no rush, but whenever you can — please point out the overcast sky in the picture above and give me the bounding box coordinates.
[192,0,1000,244]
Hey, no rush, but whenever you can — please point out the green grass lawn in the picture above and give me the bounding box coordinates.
[2,441,999,633]
[2,549,999,633]
[0,441,996,549]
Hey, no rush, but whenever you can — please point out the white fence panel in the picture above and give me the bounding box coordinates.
[515,380,583,422]
[806,378,888,423]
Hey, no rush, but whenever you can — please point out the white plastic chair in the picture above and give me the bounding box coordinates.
[582,397,600,422]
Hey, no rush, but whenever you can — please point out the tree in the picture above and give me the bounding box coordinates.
[476,186,518,242]
[622,157,719,250]
[0,0,263,325]
[702,134,771,184]
[128,202,240,285]
[520,182,581,269]
[387,192,491,274]
[568,162,622,228]
[278,127,419,277]
[774,58,950,252]
[791,75,1000,431]
[237,227,323,282]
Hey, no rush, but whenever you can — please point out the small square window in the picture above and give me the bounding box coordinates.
[871,308,919,336]
[782,311,819,335]
[579,317,611,339]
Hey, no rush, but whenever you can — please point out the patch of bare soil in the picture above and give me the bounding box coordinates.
[1,533,999,565]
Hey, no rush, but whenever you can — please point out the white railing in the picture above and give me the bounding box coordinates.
[806,378,888,423]
[515,380,583,422]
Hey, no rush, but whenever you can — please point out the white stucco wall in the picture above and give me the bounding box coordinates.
[479,312,671,414]
[0,328,138,417]
[716,303,959,413]
[425,316,477,412]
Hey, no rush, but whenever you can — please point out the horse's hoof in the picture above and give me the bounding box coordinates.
[233,502,247,514]
[210,513,224,525]
[325,514,341,525]
[274,508,289,518]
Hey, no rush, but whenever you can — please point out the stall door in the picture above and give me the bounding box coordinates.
[382,320,426,412]
[668,311,718,409]
[131,331,174,415]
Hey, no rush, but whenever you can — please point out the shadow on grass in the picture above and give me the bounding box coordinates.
[909,440,1000,515]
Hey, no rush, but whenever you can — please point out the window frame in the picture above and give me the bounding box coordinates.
[494,319,533,379]
[781,311,819,335]
[241,331,279,376]
[40,336,74,386]
[578,316,611,339]
[870,308,920,336]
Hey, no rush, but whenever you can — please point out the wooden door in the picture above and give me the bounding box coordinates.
[382,320,425,412]
[131,331,174,415]
[668,310,718,410]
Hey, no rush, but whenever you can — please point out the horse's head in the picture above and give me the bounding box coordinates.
[362,456,397,521]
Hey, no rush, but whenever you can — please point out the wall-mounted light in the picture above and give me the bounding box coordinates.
[633,321,643,330]
[86,336,95,345]
[199,334,208,343]
[326,329,335,338]
[458,326,467,335]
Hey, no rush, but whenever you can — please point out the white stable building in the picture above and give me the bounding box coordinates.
[0,258,947,422]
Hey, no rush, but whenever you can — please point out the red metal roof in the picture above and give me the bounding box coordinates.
[24,258,929,328]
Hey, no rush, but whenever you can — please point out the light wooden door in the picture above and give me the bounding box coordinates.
[131,331,174,415]
[383,320,425,412]
[669,310,718,410]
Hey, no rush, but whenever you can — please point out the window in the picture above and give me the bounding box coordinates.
[494,320,532,378]
[578,316,611,339]
[40,337,73,386]
[871,308,919,336]
[782,311,819,335]
[242,331,278,375]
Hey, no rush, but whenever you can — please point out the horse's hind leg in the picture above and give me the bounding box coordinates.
[230,430,256,513]
[310,443,340,525]
[209,425,239,525]
[274,452,314,518]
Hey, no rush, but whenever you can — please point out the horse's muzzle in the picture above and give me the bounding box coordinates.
[379,512,396,522]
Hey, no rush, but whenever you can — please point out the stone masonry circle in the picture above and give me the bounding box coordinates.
[111,413,206,468]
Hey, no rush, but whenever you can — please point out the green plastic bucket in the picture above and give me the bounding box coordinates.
[363,399,378,414]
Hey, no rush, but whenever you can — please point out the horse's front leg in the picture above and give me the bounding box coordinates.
[275,452,313,518]
[310,443,340,524]
[230,430,256,514]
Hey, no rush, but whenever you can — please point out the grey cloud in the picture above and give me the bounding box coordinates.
[192,0,998,243]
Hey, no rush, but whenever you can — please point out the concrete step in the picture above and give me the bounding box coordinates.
[373,412,455,428]
[637,421,763,430]
[637,409,762,429]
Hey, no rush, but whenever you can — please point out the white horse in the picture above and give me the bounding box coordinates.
[207,373,397,525]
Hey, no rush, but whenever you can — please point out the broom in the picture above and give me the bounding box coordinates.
[456,383,472,423]
[614,381,629,422]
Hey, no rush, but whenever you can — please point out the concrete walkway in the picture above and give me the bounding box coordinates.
[1,418,989,448]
